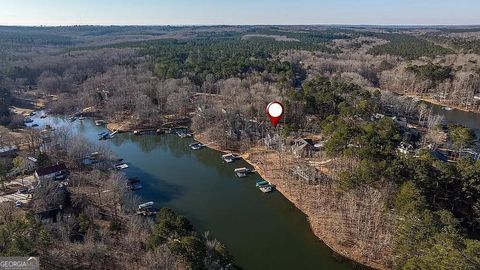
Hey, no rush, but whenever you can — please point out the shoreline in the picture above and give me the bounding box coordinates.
[193,132,379,270]
[403,93,480,114]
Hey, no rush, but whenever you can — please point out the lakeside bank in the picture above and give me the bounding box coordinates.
[403,93,480,114]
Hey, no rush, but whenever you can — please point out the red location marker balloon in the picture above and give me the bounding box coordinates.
[266,101,284,127]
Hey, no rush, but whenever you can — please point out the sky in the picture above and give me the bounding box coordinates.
[0,0,479,26]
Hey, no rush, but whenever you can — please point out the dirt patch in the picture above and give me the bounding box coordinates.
[10,92,56,116]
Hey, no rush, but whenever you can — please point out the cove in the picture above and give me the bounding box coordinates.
[31,115,353,270]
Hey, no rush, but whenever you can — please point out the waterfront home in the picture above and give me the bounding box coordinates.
[292,138,315,157]
[34,163,68,181]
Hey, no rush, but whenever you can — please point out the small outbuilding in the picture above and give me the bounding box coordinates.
[25,157,38,171]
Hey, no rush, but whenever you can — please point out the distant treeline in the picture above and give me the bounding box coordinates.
[368,33,454,59]
[133,37,334,85]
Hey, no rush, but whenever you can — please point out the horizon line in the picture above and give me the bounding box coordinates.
[1,23,480,28]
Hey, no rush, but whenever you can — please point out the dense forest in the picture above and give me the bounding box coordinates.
[1,25,480,270]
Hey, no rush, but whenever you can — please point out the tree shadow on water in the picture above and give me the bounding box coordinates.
[124,163,185,205]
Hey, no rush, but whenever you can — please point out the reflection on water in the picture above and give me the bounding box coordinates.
[428,102,480,137]
[30,114,352,270]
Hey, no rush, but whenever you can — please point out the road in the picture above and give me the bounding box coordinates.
[0,175,36,204]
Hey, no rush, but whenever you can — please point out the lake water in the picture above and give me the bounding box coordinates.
[428,103,480,136]
[30,114,353,270]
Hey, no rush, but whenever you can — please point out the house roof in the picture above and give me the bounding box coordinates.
[431,150,449,163]
[0,146,18,153]
[36,163,67,176]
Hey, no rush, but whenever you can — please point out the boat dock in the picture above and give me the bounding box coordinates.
[137,201,157,216]
[222,153,241,163]
[234,167,252,178]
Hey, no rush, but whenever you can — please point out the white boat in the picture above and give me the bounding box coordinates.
[69,116,77,122]
[222,153,240,163]
[95,120,106,126]
[259,185,273,193]
[190,142,204,150]
[79,116,85,120]
[443,107,453,111]
[115,163,129,170]
[133,130,142,135]
[177,131,193,138]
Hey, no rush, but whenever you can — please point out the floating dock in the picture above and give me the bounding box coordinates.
[234,167,251,178]
[222,153,240,163]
